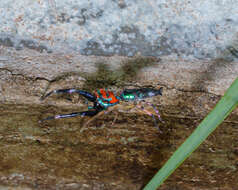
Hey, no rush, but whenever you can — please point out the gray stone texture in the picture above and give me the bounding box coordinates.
[0,0,238,59]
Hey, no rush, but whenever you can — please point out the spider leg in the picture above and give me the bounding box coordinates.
[40,89,96,102]
[80,110,106,132]
[136,104,162,133]
[80,105,117,132]
[142,101,163,122]
[111,112,118,126]
[39,110,98,123]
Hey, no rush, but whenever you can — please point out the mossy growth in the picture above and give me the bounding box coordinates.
[82,63,118,91]
[118,56,159,82]
[82,56,160,91]
[48,56,160,93]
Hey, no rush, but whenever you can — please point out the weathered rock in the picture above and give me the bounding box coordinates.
[0,47,237,190]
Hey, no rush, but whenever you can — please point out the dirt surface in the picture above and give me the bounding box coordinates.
[0,104,237,190]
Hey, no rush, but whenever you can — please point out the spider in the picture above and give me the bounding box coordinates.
[39,87,163,131]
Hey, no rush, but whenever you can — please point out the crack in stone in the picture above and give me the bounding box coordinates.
[0,67,218,96]
[157,82,218,96]
[0,68,51,82]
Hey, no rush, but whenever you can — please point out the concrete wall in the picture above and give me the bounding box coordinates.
[1,0,238,60]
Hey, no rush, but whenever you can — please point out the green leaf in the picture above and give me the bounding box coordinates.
[143,77,238,190]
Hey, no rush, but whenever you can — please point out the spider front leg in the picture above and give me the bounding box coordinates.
[40,89,96,102]
[39,110,99,123]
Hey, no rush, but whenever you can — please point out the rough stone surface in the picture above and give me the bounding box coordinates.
[1,0,238,59]
[0,46,238,118]
[0,48,237,190]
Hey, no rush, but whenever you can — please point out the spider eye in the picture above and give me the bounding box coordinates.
[124,94,135,100]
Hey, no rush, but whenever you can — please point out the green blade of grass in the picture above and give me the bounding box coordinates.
[143,77,238,190]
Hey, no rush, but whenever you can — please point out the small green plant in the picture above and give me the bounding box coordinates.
[143,77,238,190]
